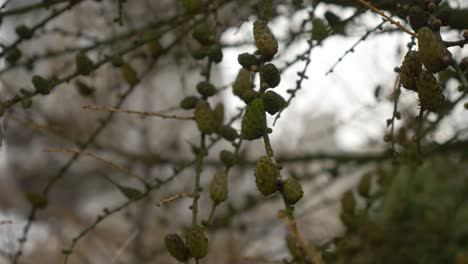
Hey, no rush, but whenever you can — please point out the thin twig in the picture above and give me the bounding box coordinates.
[82,105,194,120]
[354,0,416,37]
[156,193,197,207]
[45,148,147,184]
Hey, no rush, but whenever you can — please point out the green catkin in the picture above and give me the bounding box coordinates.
[260,63,281,88]
[194,100,216,134]
[185,225,208,259]
[253,20,278,61]
[255,156,280,196]
[233,69,258,104]
[164,233,190,262]
[281,178,304,205]
[241,98,267,140]
[219,150,237,167]
[210,170,228,204]
[121,63,139,85]
[237,53,259,70]
[417,70,444,112]
[263,90,286,115]
[196,81,217,97]
[219,125,238,141]
[180,96,199,110]
[418,27,450,73]
[213,103,224,131]
[400,51,422,91]
[75,52,94,76]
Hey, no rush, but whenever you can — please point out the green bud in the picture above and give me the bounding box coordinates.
[219,150,237,167]
[213,103,224,130]
[147,41,162,59]
[191,48,207,60]
[341,190,355,215]
[408,6,428,32]
[185,225,208,259]
[241,98,267,140]
[237,53,258,69]
[196,82,217,97]
[281,178,303,205]
[193,22,215,45]
[194,100,216,134]
[219,125,238,141]
[417,70,444,112]
[255,156,279,196]
[400,51,422,91]
[210,170,228,204]
[418,27,450,73]
[180,96,199,110]
[260,63,281,88]
[164,233,190,262]
[253,20,278,61]
[263,90,286,115]
[208,44,223,63]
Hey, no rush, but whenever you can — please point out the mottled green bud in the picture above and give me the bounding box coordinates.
[164,233,190,262]
[417,70,444,112]
[263,90,286,115]
[260,63,281,88]
[400,51,422,91]
[233,69,257,104]
[185,225,208,259]
[255,156,279,196]
[196,81,217,97]
[237,53,259,70]
[193,22,215,45]
[253,20,278,61]
[219,125,238,141]
[281,178,303,205]
[180,96,199,110]
[418,27,450,73]
[213,103,224,130]
[220,150,236,167]
[210,170,228,204]
[208,44,223,63]
[194,100,216,134]
[241,98,267,140]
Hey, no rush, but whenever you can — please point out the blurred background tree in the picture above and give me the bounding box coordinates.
[0,0,467,263]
